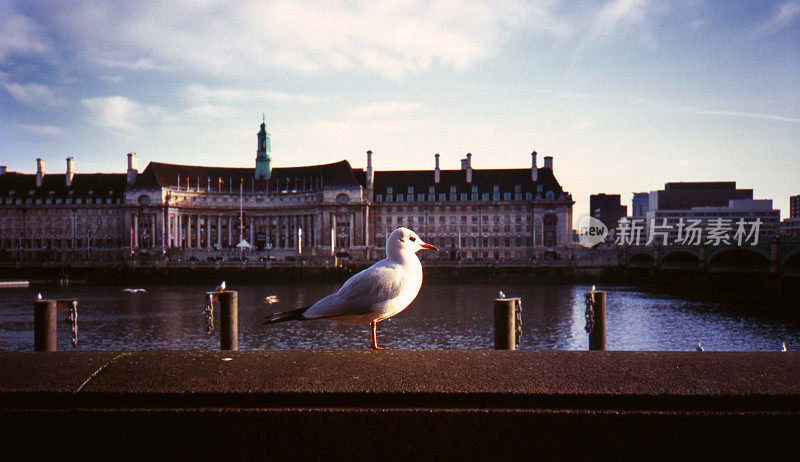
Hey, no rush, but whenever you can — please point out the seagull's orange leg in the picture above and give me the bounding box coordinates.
[370,320,385,350]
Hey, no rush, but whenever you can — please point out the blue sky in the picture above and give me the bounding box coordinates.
[1,0,798,224]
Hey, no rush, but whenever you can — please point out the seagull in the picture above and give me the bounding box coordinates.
[498,291,506,298]
[215,281,226,292]
[36,293,42,300]
[121,288,147,293]
[591,285,596,292]
[782,342,787,352]
[264,295,279,305]
[264,227,438,349]
[696,342,704,352]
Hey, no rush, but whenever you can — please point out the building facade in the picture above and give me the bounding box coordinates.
[589,193,627,231]
[791,194,799,219]
[1,122,574,264]
[0,158,127,262]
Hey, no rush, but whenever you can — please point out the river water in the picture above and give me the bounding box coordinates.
[1,281,798,351]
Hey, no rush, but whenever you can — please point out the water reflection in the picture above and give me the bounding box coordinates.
[1,282,798,351]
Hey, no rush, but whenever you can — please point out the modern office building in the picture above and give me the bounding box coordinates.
[589,193,627,230]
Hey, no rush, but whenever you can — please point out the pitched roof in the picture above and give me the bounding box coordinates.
[134,160,362,190]
[373,167,567,196]
[0,172,126,199]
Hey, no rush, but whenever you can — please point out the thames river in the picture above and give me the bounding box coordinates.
[1,281,798,351]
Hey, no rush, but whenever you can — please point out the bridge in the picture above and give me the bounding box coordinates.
[624,238,800,278]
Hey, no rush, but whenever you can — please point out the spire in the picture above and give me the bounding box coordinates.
[255,117,272,180]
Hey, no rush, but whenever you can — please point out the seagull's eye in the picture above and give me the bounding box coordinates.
[409,236,416,242]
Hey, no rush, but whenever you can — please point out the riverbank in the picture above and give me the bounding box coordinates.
[2,350,798,459]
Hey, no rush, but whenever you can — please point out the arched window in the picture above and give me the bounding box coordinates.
[336,193,350,203]
[545,190,555,200]
[544,214,558,248]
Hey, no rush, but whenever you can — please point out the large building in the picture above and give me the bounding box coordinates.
[1,122,574,264]
[791,194,799,219]
[0,158,126,262]
[589,193,627,231]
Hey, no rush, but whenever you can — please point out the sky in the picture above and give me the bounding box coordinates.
[1,0,798,225]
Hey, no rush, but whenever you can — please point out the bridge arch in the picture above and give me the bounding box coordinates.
[660,250,701,271]
[707,247,769,273]
[782,247,800,278]
[628,252,656,268]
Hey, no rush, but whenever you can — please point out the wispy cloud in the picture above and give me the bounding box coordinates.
[2,81,61,108]
[184,84,318,105]
[683,109,800,125]
[19,124,64,135]
[349,101,423,118]
[754,1,800,35]
[0,7,50,62]
[10,0,560,80]
[81,96,161,131]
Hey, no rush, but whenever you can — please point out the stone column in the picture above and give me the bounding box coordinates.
[206,214,211,250]
[196,215,202,250]
[133,213,139,248]
[186,214,192,248]
[217,215,222,249]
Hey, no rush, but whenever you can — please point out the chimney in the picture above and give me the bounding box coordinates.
[544,155,553,170]
[36,158,44,187]
[0,166,7,175]
[127,153,138,186]
[66,157,74,187]
[466,152,472,183]
[434,153,440,184]
[366,150,374,190]
[531,151,538,182]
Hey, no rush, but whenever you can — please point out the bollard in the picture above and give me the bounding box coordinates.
[585,290,607,351]
[218,291,238,351]
[34,300,57,351]
[494,297,521,350]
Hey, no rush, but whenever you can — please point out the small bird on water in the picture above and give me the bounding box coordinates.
[215,281,226,292]
[696,342,704,351]
[264,227,438,349]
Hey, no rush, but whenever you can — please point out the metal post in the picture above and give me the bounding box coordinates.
[494,297,520,350]
[34,300,57,351]
[588,291,607,351]
[218,291,238,350]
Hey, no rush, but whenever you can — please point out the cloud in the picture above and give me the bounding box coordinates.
[595,0,651,34]
[184,84,318,105]
[349,101,423,118]
[684,109,800,125]
[0,6,50,62]
[754,1,800,35]
[19,124,64,135]
[12,0,560,80]
[2,81,61,107]
[80,95,161,131]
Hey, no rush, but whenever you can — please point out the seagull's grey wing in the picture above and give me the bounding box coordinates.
[303,261,404,319]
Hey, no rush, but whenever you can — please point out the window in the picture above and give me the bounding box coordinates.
[546,191,555,200]
[450,185,456,194]
[408,186,414,194]
[544,214,558,247]
[376,194,383,202]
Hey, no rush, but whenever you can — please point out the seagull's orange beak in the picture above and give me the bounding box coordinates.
[420,242,438,252]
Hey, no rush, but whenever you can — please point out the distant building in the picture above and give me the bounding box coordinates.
[648,182,752,211]
[590,193,627,230]
[1,122,574,263]
[637,199,780,246]
[781,218,800,238]
[631,192,649,218]
[791,194,800,219]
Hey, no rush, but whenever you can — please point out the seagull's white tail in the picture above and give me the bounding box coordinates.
[263,305,310,325]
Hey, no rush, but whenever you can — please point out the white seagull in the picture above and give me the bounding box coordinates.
[264,227,438,349]
[215,281,226,292]
[36,293,42,300]
[696,342,704,352]
[782,342,787,352]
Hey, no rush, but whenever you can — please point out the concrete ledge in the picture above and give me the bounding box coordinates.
[2,350,799,460]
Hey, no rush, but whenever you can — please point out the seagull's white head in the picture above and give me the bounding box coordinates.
[386,227,438,260]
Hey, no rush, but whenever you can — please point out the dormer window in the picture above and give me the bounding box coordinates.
[407,186,414,194]
[450,185,456,194]
[48,190,55,195]
[387,186,393,194]
[428,186,435,194]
